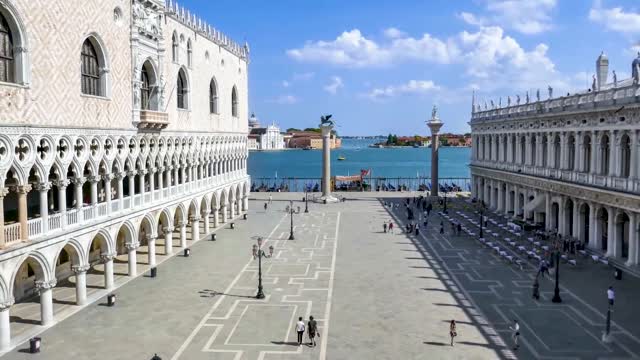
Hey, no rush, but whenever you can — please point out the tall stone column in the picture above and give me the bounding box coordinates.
[157,167,164,200]
[179,222,187,249]
[127,171,136,208]
[36,280,56,326]
[320,123,338,203]
[191,216,200,242]
[588,204,596,249]
[212,208,219,228]
[164,226,174,255]
[572,201,580,238]
[36,183,50,233]
[149,168,156,201]
[89,176,99,206]
[56,180,69,228]
[221,205,228,223]
[147,236,157,267]
[116,173,124,212]
[104,174,113,214]
[0,299,13,351]
[427,106,443,197]
[101,253,115,290]
[626,213,638,266]
[126,242,139,276]
[202,210,210,235]
[0,188,7,247]
[72,265,90,305]
[606,207,615,257]
[16,185,31,241]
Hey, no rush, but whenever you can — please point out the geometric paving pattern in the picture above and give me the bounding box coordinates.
[171,210,340,360]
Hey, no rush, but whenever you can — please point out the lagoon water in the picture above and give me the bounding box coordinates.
[248,138,471,180]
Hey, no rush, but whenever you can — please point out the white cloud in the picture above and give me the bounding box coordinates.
[323,76,344,94]
[366,80,440,99]
[460,0,557,35]
[589,0,640,34]
[268,95,298,105]
[282,80,290,88]
[287,29,458,67]
[383,27,406,39]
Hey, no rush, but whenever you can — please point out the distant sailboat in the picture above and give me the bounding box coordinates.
[337,155,346,161]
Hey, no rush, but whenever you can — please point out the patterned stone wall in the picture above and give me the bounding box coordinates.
[0,0,133,129]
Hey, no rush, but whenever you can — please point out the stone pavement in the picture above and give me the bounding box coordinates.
[3,192,640,359]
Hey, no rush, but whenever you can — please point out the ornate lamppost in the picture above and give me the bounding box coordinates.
[286,200,300,240]
[551,249,562,303]
[253,237,274,299]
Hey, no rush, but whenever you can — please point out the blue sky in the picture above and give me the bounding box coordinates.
[182,0,640,135]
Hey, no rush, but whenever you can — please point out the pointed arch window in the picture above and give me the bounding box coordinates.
[81,39,100,96]
[172,32,178,62]
[187,39,192,67]
[620,134,631,178]
[141,66,150,110]
[177,69,188,109]
[231,86,238,117]
[600,135,610,175]
[209,78,218,114]
[0,12,14,83]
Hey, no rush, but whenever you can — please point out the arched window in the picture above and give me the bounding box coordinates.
[520,136,526,164]
[541,135,548,167]
[567,135,575,170]
[209,78,218,114]
[172,32,178,62]
[140,60,158,110]
[583,135,591,172]
[502,135,507,162]
[620,134,631,178]
[187,39,192,67]
[0,12,14,83]
[531,135,537,166]
[600,134,610,175]
[510,135,516,163]
[141,66,150,110]
[81,39,101,96]
[176,69,188,109]
[553,135,561,169]
[231,86,238,117]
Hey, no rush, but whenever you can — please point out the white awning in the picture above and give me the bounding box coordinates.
[524,195,545,213]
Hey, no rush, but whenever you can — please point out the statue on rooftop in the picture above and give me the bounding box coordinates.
[632,52,640,84]
[613,70,617,88]
[536,89,540,102]
[484,101,487,110]
[320,114,334,127]
[516,94,521,105]
[547,86,553,99]
[526,91,530,103]
[592,75,597,91]
[431,104,438,119]
[507,96,511,106]
[498,97,502,108]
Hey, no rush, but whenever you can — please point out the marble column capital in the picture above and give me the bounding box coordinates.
[115,172,126,180]
[72,177,86,186]
[87,175,101,184]
[0,297,14,311]
[127,171,137,177]
[100,252,117,263]
[190,215,201,222]
[34,182,52,192]
[71,264,91,274]
[163,226,174,233]
[125,241,140,251]
[0,187,9,198]
[145,235,157,243]
[35,279,57,291]
[54,179,71,189]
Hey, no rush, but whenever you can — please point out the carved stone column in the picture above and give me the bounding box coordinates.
[35,279,56,326]
[116,172,125,211]
[34,182,51,233]
[191,216,201,242]
[148,168,156,202]
[89,176,99,206]
[71,264,90,305]
[147,236,157,267]
[545,192,552,230]
[606,207,615,257]
[15,184,32,241]
[626,213,638,266]
[179,221,187,249]
[588,204,596,249]
[163,226,174,255]
[0,188,7,247]
[221,205,228,223]
[139,169,147,203]
[630,130,638,180]
[212,207,219,228]
[104,174,113,213]
[126,241,140,276]
[572,200,579,238]
[127,171,136,208]
[101,253,116,290]
[0,298,14,351]
[55,180,69,228]
[202,210,210,235]
[157,166,164,200]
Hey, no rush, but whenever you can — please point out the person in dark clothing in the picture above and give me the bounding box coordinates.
[457,223,462,235]
[308,315,319,347]
[383,222,388,233]
[532,278,540,300]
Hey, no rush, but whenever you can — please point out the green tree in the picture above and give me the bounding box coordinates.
[304,127,321,133]
[392,135,398,144]
[286,128,301,132]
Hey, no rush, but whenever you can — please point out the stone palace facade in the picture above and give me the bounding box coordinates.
[0,0,249,350]
[470,52,640,272]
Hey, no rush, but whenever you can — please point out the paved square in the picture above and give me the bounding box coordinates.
[2,192,640,359]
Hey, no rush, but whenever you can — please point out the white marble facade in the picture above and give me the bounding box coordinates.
[0,0,249,350]
[470,52,640,270]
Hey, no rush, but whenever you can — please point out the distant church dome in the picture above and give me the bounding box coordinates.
[248,112,260,128]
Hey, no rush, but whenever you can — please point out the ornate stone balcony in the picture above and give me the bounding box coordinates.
[138,110,169,130]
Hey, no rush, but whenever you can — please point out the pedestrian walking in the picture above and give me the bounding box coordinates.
[383,222,388,233]
[457,223,462,236]
[440,225,444,234]
[449,320,457,346]
[607,286,615,309]
[532,278,540,300]
[264,202,268,211]
[308,315,319,347]
[269,194,273,204]
[510,320,520,350]
[389,221,394,234]
[295,317,306,346]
